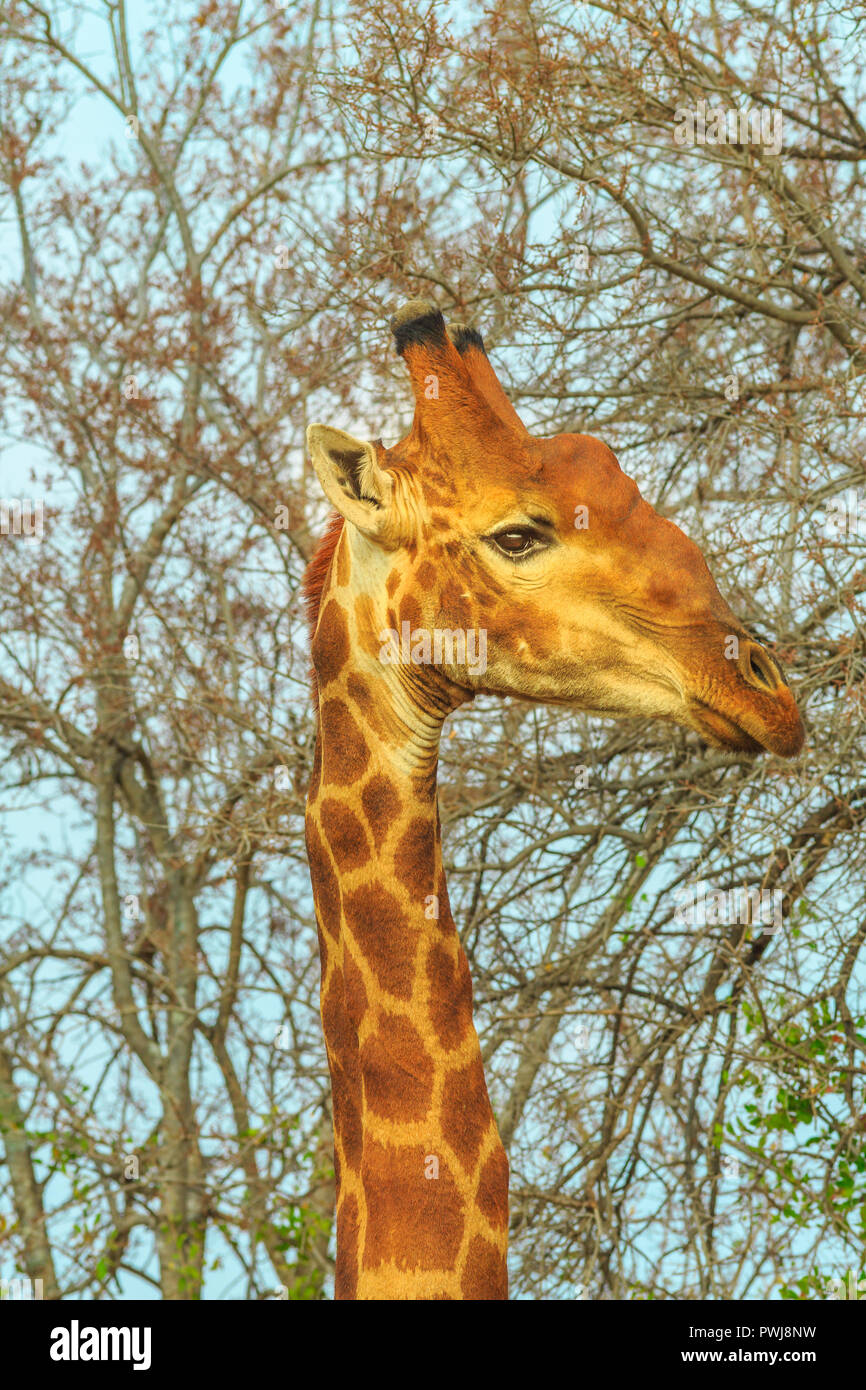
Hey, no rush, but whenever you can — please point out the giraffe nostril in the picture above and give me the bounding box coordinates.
[742,642,778,691]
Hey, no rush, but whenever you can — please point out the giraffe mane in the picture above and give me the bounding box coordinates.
[302,510,345,704]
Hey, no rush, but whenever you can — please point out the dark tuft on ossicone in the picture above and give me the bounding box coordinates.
[448,322,486,355]
[390,299,448,355]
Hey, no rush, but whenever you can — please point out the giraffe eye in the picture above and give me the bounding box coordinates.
[490,527,544,558]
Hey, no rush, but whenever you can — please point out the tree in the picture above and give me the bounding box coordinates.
[1,0,864,1299]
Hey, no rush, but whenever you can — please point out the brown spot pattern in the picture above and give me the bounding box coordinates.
[426,941,473,1050]
[359,1014,434,1121]
[320,797,370,870]
[361,775,402,842]
[475,1146,509,1230]
[308,736,322,801]
[319,699,370,784]
[305,819,340,938]
[343,947,368,1026]
[394,816,436,894]
[343,884,417,1001]
[313,598,350,687]
[440,578,472,628]
[353,594,382,660]
[346,674,378,727]
[441,1056,492,1173]
[335,1193,360,1300]
[361,1141,464,1272]
[434,867,453,933]
[321,972,363,1173]
[400,594,423,630]
[460,1235,507,1300]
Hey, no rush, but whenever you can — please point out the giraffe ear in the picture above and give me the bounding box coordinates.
[306,424,395,543]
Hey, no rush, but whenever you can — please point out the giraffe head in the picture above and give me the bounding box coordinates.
[306,300,804,758]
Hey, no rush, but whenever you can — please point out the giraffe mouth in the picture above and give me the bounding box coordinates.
[690,703,773,755]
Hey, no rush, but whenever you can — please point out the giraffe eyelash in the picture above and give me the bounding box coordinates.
[485,526,551,560]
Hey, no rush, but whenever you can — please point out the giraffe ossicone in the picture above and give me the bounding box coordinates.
[303,299,804,1300]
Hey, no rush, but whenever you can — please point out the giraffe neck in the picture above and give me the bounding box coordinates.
[305,524,509,1299]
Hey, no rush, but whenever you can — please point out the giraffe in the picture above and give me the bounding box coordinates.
[302,299,805,1300]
